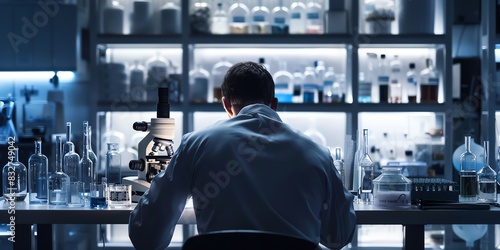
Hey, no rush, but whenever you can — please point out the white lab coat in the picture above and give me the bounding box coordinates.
[129,104,356,250]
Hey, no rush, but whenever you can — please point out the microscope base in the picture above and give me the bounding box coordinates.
[122,176,151,203]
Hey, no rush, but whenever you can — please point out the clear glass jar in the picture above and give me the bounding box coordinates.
[3,148,27,201]
[373,167,412,208]
[189,64,210,103]
[160,1,181,34]
[210,58,232,103]
[190,0,211,34]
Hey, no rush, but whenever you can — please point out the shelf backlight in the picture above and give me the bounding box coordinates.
[0,71,75,82]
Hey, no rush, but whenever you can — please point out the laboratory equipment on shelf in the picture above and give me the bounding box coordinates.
[388,55,402,103]
[189,64,210,103]
[271,0,289,34]
[28,138,48,204]
[3,148,27,201]
[190,0,211,34]
[289,1,306,34]
[250,0,271,34]
[160,1,181,34]
[211,2,229,34]
[406,63,418,103]
[130,0,152,34]
[459,135,477,203]
[419,58,439,103]
[228,2,250,34]
[364,0,395,34]
[101,0,125,34]
[211,58,233,103]
[124,87,175,202]
[477,141,496,203]
[301,66,319,103]
[305,0,324,34]
[377,54,389,103]
[272,61,294,103]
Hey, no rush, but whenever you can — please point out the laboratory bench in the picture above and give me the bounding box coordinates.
[1,200,499,250]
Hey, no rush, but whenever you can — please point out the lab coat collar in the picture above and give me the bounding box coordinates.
[237,104,282,122]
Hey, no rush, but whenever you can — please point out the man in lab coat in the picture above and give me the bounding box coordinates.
[129,61,356,250]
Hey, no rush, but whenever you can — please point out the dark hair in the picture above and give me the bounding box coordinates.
[220,61,275,108]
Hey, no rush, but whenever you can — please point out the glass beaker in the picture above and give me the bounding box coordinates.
[373,167,412,208]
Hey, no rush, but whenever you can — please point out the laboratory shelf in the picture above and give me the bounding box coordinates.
[356,35,447,46]
[95,35,183,45]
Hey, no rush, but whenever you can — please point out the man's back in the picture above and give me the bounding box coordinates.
[182,104,341,245]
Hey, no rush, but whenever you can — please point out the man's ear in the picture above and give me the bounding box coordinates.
[222,96,234,117]
[270,97,278,111]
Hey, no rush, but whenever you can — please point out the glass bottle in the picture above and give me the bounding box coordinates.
[88,126,99,181]
[189,64,210,103]
[129,60,146,102]
[211,58,232,102]
[64,140,80,182]
[292,69,304,102]
[406,63,418,103]
[315,60,326,101]
[301,66,319,103]
[459,135,477,202]
[289,1,306,34]
[130,0,152,34]
[388,55,402,103]
[28,138,48,203]
[211,2,229,34]
[106,143,122,185]
[160,1,181,34]
[357,129,374,204]
[63,122,74,166]
[273,61,294,103]
[305,0,323,34]
[250,0,271,34]
[366,52,378,103]
[79,121,94,199]
[372,167,412,208]
[358,72,372,103]
[48,136,70,206]
[333,147,346,188]
[377,54,389,103]
[477,141,497,203]
[102,0,125,34]
[419,58,439,103]
[190,0,211,34]
[228,3,250,34]
[271,0,289,34]
[3,148,27,201]
[145,53,170,101]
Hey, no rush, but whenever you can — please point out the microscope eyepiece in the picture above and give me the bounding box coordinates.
[129,159,145,171]
[157,87,170,119]
[133,121,148,132]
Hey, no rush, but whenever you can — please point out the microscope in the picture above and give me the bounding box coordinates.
[123,87,175,202]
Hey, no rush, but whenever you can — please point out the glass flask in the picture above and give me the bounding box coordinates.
[372,167,412,208]
[301,66,319,103]
[228,3,250,34]
[271,0,289,34]
[250,0,271,34]
[64,140,80,182]
[106,143,122,185]
[305,0,323,34]
[366,52,378,103]
[189,64,210,103]
[211,2,229,34]
[419,58,439,103]
[160,1,181,34]
[357,129,374,204]
[477,141,497,203]
[406,63,418,103]
[377,54,389,103]
[333,147,346,188]
[79,121,94,200]
[101,0,125,34]
[289,1,306,34]
[388,55,402,103]
[129,60,147,102]
[190,0,211,34]
[211,58,232,102]
[3,148,27,201]
[272,61,294,103]
[459,135,477,202]
[28,138,48,203]
[48,136,70,206]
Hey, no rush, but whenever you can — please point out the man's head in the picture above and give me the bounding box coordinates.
[221,61,278,117]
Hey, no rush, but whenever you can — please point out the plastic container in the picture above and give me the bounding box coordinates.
[373,167,412,208]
